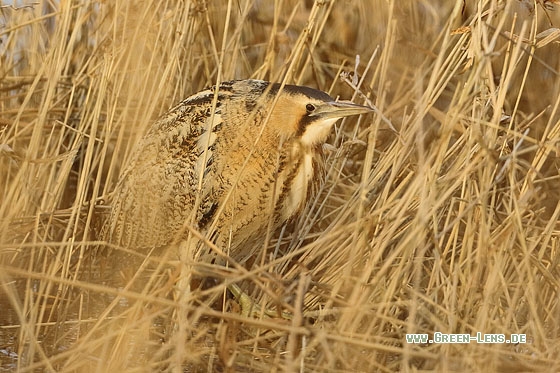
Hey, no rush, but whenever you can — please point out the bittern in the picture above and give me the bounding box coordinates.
[102,79,372,307]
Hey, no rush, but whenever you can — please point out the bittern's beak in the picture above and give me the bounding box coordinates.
[311,100,374,119]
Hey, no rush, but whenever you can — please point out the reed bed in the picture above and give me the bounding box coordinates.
[1,0,559,371]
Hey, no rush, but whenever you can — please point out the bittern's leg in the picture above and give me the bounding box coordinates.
[227,283,293,319]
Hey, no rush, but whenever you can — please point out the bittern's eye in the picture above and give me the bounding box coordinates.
[305,103,316,113]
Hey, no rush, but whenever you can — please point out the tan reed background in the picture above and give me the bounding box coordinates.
[1,0,559,371]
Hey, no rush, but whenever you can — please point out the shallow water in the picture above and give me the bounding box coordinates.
[0,248,178,371]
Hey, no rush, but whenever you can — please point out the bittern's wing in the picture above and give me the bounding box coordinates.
[102,85,230,250]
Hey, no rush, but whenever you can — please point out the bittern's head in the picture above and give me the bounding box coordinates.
[266,82,372,146]
[228,80,373,146]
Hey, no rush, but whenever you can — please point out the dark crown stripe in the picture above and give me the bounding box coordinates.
[268,83,333,102]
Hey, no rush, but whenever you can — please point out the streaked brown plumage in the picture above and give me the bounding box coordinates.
[102,79,372,266]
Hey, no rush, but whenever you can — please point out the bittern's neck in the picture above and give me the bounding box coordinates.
[272,140,320,221]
